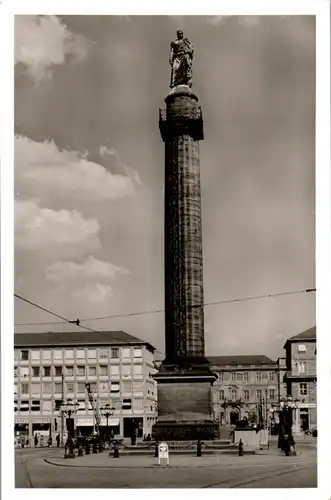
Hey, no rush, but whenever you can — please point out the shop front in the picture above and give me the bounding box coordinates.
[14,418,29,447]
[76,417,94,437]
[31,418,52,446]
[76,416,121,438]
[293,403,317,434]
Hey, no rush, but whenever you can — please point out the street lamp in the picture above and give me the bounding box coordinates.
[100,403,115,444]
[60,398,79,458]
[277,396,297,455]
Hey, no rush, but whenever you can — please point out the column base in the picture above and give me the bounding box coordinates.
[152,368,218,441]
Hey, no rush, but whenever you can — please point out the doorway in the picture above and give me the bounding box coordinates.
[300,411,309,431]
[230,411,239,426]
[123,418,143,438]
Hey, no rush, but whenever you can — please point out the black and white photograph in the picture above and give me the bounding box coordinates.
[1,2,330,496]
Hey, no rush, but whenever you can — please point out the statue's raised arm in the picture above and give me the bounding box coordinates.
[169,30,194,88]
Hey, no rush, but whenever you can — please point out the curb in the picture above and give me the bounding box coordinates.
[43,451,312,470]
[44,458,238,469]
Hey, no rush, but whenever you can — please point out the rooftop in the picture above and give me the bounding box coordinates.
[284,326,316,348]
[288,326,316,341]
[14,331,155,352]
[207,355,276,366]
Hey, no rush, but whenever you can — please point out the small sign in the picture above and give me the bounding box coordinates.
[298,403,316,409]
[158,442,169,466]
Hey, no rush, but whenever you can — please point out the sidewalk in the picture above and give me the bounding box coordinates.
[45,446,316,469]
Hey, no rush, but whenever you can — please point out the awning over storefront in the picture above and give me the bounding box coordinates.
[102,418,120,426]
[76,417,120,427]
[77,418,94,427]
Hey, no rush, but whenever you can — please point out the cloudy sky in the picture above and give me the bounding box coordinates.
[14,15,315,360]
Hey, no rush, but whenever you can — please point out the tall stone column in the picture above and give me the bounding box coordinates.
[153,85,217,441]
[162,86,206,365]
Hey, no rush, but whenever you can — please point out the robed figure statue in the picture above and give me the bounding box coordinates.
[169,30,194,88]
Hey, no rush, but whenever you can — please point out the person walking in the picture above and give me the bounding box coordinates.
[34,434,38,447]
[47,436,52,448]
[56,433,60,447]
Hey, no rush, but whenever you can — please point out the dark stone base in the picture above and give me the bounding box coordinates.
[152,367,217,441]
[152,421,218,441]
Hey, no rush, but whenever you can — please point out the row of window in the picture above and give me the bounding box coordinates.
[294,361,311,374]
[218,371,276,383]
[218,389,276,401]
[15,398,156,412]
[218,384,308,401]
[16,347,143,362]
[16,363,143,378]
[17,377,152,395]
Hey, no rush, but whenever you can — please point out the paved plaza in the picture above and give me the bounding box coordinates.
[15,442,317,488]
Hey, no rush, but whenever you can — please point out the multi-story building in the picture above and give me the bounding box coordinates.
[283,326,317,432]
[208,355,278,426]
[14,331,158,443]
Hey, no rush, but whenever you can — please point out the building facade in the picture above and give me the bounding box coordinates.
[14,331,158,444]
[283,326,317,432]
[208,355,279,427]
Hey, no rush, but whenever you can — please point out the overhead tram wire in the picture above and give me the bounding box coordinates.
[13,293,165,356]
[15,287,316,327]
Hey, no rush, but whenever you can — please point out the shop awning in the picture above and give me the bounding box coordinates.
[76,417,120,427]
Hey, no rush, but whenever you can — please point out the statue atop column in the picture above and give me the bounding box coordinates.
[169,30,194,88]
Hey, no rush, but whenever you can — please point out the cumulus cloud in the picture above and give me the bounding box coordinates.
[99,145,142,186]
[15,136,136,203]
[46,255,129,283]
[15,15,88,83]
[15,200,100,256]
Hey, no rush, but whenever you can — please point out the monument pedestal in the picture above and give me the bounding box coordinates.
[153,362,218,441]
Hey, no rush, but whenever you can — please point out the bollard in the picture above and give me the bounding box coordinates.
[85,443,90,455]
[78,444,83,456]
[238,439,244,456]
[92,442,98,454]
[155,442,159,458]
[197,440,202,457]
[113,442,119,458]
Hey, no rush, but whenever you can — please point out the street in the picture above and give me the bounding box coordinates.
[15,445,317,488]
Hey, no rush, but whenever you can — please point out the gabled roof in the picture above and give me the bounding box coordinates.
[288,326,316,341]
[207,355,276,366]
[284,326,316,348]
[14,331,155,352]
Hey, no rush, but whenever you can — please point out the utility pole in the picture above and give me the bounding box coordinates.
[61,372,64,445]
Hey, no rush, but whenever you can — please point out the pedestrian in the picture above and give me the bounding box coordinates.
[34,434,38,447]
[56,433,60,447]
[40,435,44,447]
[47,436,52,448]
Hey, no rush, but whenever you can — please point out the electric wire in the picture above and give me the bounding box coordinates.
[14,287,316,326]
[14,293,165,356]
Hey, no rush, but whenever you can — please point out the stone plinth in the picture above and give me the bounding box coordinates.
[153,85,217,441]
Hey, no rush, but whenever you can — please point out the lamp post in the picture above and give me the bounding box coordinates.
[100,403,115,444]
[60,398,79,458]
[277,396,297,455]
[222,398,228,425]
